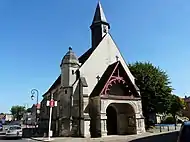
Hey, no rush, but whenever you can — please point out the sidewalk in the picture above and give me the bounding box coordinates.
[30,130,179,142]
[147,124,181,133]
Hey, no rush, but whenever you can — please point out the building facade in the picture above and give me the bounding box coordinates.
[182,96,190,118]
[39,2,145,137]
[23,104,40,126]
[0,114,13,123]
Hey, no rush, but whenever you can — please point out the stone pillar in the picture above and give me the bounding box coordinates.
[135,113,146,134]
[101,113,107,136]
[89,96,101,138]
[141,118,146,133]
[84,119,91,138]
[136,100,146,134]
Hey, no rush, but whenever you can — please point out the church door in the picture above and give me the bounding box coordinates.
[106,105,117,135]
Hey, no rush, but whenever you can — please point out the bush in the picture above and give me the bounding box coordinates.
[162,116,175,124]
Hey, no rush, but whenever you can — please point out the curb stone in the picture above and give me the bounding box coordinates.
[30,130,179,142]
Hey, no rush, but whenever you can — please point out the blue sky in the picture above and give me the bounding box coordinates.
[0,0,190,113]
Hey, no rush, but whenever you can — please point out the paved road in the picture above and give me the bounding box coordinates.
[0,135,37,142]
[0,139,35,142]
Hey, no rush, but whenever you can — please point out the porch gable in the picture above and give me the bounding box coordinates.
[90,61,140,99]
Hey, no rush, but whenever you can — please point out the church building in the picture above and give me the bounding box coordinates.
[39,2,145,138]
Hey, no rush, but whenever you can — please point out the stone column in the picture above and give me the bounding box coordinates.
[101,113,107,136]
[135,113,146,134]
[89,96,101,138]
[84,118,91,138]
[136,100,146,134]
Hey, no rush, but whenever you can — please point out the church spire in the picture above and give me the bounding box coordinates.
[90,1,110,49]
[92,1,108,25]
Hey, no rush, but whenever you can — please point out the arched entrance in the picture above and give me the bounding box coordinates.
[106,103,137,135]
[106,105,117,135]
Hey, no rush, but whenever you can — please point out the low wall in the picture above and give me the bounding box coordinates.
[130,131,179,142]
[22,128,47,138]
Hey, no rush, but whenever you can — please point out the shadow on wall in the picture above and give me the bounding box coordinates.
[129,131,179,142]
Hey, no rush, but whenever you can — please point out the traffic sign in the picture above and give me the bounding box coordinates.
[50,99,54,107]
[46,100,57,107]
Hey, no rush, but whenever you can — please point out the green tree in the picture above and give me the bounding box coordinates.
[10,105,26,120]
[179,98,186,110]
[167,94,185,123]
[128,62,173,127]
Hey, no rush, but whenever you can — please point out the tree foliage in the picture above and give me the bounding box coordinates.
[10,105,26,120]
[128,62,173,123]
[167,95,185,116]
[179,98,186,110]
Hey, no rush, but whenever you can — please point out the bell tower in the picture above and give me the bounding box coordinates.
[90,1,110,49]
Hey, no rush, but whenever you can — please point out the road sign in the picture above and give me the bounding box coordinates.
[46,100,57,107]
[36,103,40,109]
[46,101,50,106]
[50,99,54,107]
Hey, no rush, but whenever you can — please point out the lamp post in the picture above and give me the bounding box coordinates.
[31,89,39,128]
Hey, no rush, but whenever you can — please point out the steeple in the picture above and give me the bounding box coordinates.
[90,1,110,49]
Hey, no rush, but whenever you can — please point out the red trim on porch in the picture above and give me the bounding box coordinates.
[103,72,126,95]
[100,61,120,95]
[90,61,140,98]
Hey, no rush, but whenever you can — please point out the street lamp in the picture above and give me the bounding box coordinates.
[31,89,39,127]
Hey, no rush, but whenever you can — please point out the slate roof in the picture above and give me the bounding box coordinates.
[90,1,110,29]
[61,47,79,66]
[78,48,94,64]
[43,75,61,97]
[92,1,108,24]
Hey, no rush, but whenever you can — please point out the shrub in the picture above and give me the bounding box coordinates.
[162,116,175,124]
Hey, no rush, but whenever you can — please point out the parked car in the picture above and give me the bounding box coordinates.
[5,125,22,138]
[177,121,190,142]
[9,121,21,126]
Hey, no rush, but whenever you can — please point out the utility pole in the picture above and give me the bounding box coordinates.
[46,92,57,141]
[48,93,53,141]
